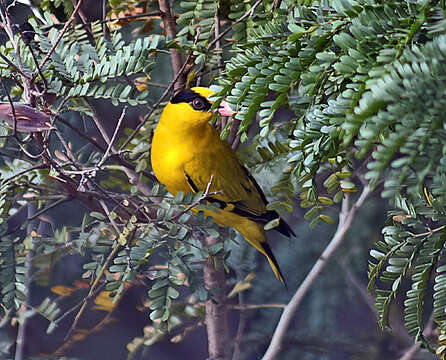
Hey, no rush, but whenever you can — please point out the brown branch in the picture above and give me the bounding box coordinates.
[273,0,282,10]
[0,53,28,79]
[157,0,185,91]
[229,303,286,311]
[96,106,126,168]
[0,2,28,85]
[53,282,107,326]
[203,235,230,360]
[228,119,241,151]
[166,175,222,223]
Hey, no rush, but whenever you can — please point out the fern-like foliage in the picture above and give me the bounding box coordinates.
[368,195,446,345]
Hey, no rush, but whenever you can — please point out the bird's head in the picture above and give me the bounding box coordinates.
[161,87,235,127]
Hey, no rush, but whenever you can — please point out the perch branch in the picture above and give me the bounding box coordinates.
[261,185,371,360]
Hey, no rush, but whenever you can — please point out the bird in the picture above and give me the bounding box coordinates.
[150,87,295,284]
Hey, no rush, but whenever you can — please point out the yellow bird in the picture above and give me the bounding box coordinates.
[151,87,295,284]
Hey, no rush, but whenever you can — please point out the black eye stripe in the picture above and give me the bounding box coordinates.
[171,89,212,111]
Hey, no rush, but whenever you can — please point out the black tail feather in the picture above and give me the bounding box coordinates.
[268,212,295,238]
[261,241,287,288]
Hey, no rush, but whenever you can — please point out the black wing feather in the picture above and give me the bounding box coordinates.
[185,169,295,238]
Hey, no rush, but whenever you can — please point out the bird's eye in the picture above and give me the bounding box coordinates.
[191,98,206,110]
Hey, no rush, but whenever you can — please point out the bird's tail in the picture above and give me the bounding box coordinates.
[245,236,286,286]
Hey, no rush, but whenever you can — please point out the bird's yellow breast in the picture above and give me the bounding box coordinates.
[151,102,214,194]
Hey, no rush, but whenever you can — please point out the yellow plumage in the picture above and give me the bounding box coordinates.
[151,87,294,283]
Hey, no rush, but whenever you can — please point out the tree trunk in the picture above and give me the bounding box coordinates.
[203,236,229,360]
[157,0,186,91]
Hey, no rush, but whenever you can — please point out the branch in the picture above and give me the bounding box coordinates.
[64,240,121,341]
[206,0,262,51]
[229,303,286,311]
[96,106,126,168]
[261,185,372,360]
[232,292,247,360]
[157,0,185,91]
[167,175,222,223]
[14,205,38,360]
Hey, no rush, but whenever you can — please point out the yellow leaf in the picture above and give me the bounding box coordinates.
[93,290,117,312]
[51,285,76,297]
[228,272,255,298]
[134,76,151,92]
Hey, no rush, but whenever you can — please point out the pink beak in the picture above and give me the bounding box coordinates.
[214,100,236,117]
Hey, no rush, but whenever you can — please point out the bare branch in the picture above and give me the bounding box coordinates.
[229,303,286,311]
[167,175,222,223]
[96,106,126,168]
[64,241,121,340]
[232,292,247,360]
[261,185,372,360]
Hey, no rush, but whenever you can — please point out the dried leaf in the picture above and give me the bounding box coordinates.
[0,103,54,133]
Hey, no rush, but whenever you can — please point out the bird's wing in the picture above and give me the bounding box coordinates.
[183,149,271,223]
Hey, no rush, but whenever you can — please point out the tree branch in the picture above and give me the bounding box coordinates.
[261,185,372,360]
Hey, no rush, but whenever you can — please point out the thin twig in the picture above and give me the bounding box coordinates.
[167,175,222,223]
[64,242,121,340]
[0,1,29,104]
[1,79,17,136]
[232,292,247,360]
[273,0,282,10]
[53,282,106,326]
[96,106,126,168]
[398,312,436,360]
[33,0,84,81]
[28,197,69,220]
[261,185,371,360]
[229,303,286,311]
[0,53,28,79]
[14,205,37,360]
[206,0,262,51]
